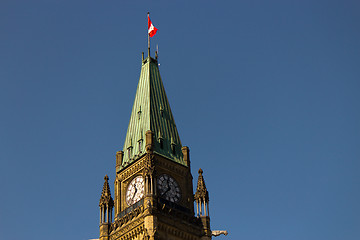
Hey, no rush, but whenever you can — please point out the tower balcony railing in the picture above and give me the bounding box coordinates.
[117,198,144,219]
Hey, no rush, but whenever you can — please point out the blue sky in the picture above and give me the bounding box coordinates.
[1,1,359,240]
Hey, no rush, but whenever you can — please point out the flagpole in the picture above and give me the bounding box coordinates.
[147,12,150,57]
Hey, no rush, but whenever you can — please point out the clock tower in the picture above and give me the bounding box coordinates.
[97,48,222,240]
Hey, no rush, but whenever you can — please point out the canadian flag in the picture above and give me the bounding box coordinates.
[148,15,158,37]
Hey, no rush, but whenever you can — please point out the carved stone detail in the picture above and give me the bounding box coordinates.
[155,157,187,177]
[157,221,200,240]
[112,206,144,233]
[118,157,146,182]
[143,153,156,177]
[156,201,202,232]
[110,212,144,240]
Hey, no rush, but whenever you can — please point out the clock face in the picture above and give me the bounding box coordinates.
[157,174,181,203]
[126,176,144,206]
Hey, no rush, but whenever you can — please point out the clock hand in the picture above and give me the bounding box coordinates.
[163,187,170,196]
[132,184,138,199]
[161,179,171,197]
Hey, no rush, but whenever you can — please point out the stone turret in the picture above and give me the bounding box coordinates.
[195,169,211,239]
[99,175,114,240]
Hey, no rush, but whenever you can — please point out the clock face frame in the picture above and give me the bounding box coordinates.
[126,176,144,206]
[157,174,181,203]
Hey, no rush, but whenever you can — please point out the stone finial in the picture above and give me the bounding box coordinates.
[145,130,154,152]
[99,175,114,207]
[194,168,209,202]
[116,151,124,168]
[182,146,190,168]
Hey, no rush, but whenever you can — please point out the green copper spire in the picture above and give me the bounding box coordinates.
[119,55,184,170]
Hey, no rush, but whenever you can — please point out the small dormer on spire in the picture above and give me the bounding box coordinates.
[158,129,164,149]
[194,168,209,217]
[99,175,114,225]
[170,136,176,155]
